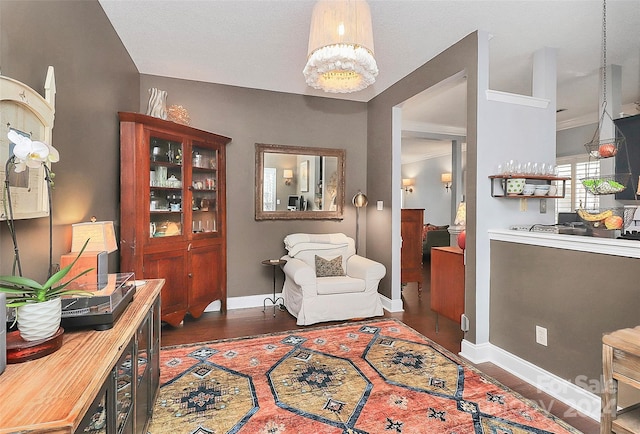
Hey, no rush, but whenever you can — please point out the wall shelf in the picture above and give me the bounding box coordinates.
[488,174,570,198]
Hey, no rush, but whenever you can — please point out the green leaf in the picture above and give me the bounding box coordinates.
[42,239,91,290]
[0,275,44,291]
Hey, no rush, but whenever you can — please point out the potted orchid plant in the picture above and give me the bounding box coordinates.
[1,130,93,341]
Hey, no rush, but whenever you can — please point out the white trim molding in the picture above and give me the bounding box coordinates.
[486,89,550,108]
[205,292,405,314]
[379,293,405,313]
[489,228,640,259]
[460,339,600,421]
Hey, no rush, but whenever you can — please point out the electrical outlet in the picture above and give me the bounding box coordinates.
[520,198,527,211]
[536,325,548,346]
[540,199,547,213]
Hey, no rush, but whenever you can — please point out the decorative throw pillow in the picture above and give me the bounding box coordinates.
[315,255,344,277]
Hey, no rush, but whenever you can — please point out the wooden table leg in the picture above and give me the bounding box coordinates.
[601,343,617,434]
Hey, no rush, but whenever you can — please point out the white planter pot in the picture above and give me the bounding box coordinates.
[17,298,61,341]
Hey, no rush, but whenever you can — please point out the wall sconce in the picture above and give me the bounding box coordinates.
[441,173,452,192]
[402,178,414,193]
[283,169,293,186]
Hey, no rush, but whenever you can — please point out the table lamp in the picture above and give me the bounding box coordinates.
[70,220,118,253]
[61,220,118,285]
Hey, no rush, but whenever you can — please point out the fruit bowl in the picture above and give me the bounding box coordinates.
[580,173,630,195]
[584,138,624,159]
[577,206,637,230]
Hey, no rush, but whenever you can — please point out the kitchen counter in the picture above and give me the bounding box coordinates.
[488,228,640,258]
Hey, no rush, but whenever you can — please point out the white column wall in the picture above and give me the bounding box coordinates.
[470,41,557,347]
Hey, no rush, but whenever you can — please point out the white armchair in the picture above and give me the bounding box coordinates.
[281,233,386,325]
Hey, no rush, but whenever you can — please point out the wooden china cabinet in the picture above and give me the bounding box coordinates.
[401,208,425,290]
[119,112,231,326]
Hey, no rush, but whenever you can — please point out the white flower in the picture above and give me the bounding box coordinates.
[7,130,59,173]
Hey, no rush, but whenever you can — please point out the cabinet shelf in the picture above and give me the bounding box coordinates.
[191,187,217,192]
[151,160,182,168]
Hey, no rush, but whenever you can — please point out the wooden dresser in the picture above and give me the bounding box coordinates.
[0,279,164,434]
[430,246,465,325]
[401,208,425,290]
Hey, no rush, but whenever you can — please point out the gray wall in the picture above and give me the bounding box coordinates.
[0,0,139,281]
[138,75,367,298]
[557,123,598,158]
[490,240,640,387]
[366,33,479,343]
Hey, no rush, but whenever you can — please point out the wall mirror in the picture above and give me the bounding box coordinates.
[255,143,345,220]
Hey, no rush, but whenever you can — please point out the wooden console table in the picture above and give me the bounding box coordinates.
[0,279,163,433]
[601,325,640,434]
[430,246,464,330]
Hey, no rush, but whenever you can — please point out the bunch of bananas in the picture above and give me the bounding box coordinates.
[577,208,613,222]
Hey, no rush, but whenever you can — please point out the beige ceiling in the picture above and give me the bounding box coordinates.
[99,0,640,161]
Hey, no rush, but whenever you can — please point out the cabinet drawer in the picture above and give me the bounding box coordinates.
[613,348,640,386]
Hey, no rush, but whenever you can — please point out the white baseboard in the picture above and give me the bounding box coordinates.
[379,294,404,312]
[207,292,404,314]
[460,340,600,421]
[204,292,283,312]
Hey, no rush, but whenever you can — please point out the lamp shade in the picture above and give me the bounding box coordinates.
[454,201,466,226]
[352,191,368,208]
[283,169,293,179]
[303,0,378,93]
[402,178,414,188]
[441,173,452,184]
[71,221,118,253]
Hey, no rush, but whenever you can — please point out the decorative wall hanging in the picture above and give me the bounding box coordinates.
[145,88,168,120]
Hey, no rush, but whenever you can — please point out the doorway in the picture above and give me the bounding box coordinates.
[395,71,467,349]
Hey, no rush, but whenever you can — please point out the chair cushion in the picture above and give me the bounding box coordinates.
[315,255,345,277]
[316,276,365,294]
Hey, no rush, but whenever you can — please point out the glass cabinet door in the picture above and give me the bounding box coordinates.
[190,142,218,234]
[149,136,184,240]
[115,339,135,434]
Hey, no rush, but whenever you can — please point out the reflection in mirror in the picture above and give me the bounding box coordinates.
[255,143,345,220]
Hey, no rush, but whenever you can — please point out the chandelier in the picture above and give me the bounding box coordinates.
[303,0,378,93]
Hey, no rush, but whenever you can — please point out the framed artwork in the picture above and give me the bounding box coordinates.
[299,160,308,192]
[0,67,56,220]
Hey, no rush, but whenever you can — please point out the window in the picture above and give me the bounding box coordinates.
[262,167,277,211]
[555,156,600,214]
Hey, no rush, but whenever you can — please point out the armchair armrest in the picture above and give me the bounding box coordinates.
[282,256,316,287]
[346,255,386,282]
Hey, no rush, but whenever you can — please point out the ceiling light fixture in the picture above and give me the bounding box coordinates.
[303,0,378,93]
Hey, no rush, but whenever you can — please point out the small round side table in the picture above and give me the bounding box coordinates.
[261,259,286,317]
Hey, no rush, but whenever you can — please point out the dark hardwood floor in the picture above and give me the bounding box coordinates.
[161,257,599,434]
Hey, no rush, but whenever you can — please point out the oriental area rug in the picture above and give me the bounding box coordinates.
[147,319,581,434]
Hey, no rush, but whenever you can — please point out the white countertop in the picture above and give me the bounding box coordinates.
[488,229,640,259]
